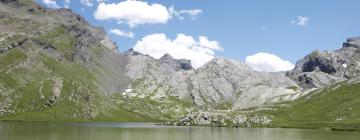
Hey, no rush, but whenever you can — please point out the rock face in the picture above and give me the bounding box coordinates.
[122,50,304,110]
[123,49,193,100]
[344,37,360,48]
[287,37,360,88]
[189,58,301,109]
[159,54,192,71]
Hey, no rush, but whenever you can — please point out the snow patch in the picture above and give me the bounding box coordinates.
[342,63,348,68]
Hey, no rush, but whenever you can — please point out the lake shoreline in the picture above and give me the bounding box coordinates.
[2,120,359,132]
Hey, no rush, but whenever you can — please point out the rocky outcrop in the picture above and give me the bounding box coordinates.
[189,58,301,109]
[287,37,360,88]
[122,54,304,110]
[159,54,192,71]
[343,37,360,48]
[169,111,272,127]
[122,49,193,100]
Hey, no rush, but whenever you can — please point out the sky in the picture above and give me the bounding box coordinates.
[37,0,360,71]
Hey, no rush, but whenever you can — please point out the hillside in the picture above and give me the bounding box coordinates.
[266,81,360,130]
[0,0,155,121]
[1,0,360,129]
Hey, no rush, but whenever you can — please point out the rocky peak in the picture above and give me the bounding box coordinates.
[159,53,193,71]
[343,37,360,48]
[53,8,86,24]
[287,37,360,89]
[200,57,252,72]
[299,51,337,74]
[123,48,142,56]
[159,53,174,61]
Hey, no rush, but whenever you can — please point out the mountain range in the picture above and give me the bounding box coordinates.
[1,0,360,129]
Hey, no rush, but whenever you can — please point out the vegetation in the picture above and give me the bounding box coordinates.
[260,82,360,130]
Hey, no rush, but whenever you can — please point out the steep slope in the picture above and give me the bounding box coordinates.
[190,58,301,110]
[287,37,360,89]
[0,0,145,121]
[123,50,305,111]
[265,80,360,129]
[168,37,360,126]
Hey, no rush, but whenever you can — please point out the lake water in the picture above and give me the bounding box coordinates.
[0,122,360,140]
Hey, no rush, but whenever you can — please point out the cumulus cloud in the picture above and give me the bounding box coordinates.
[133,33,223,68]
[94,1,202,27]
[291,16,309,26]
[94,0,171,28]
[245,52,294,72]
[110,29,134,38]
[199,36,223,51]
[42,0,59,8]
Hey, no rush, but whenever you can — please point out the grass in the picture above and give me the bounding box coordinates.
[0,48,27,68]
[261,82,360,129]
[37,27,76,60]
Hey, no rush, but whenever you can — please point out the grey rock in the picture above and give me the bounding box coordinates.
[173,111,271,127]
[288,38,360,88]
[159,54,193,71]
[189,58,300,109]
[343,37,360,48]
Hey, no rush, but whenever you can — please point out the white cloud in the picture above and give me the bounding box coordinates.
[179,9,202,16]
[94,1,202,27]
[198,36,223,51]
[42,0,60,8]
[133,33,223,68]
[291,16,309,26]
[64,0,70,8]
[169,6,203,20]
[94,0,171,28]
[110,29,134,38]
[245,52,294,72]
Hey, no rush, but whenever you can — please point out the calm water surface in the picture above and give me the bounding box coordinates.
[0,122,360,140]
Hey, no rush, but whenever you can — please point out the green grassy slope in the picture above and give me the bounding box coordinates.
[0,0,168,122]
[263,82,360,129]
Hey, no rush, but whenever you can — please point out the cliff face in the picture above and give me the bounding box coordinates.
[287,37,360,89]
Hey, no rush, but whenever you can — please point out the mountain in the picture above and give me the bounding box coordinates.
[287,37,360,88]
[0,0,140,121]
[171,38,360,128]
[1,0,360,130]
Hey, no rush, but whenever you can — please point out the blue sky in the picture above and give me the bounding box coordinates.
[37,0,360,71]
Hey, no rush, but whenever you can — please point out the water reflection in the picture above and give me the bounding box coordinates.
[0,122,359,140]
